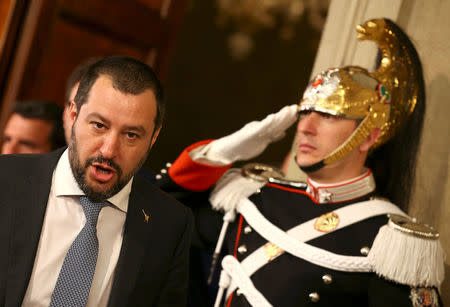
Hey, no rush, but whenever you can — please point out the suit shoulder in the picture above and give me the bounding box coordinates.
[0,154,42,184]
[0,152,36,167]
[0,149,63,174]
[133,176,192,218]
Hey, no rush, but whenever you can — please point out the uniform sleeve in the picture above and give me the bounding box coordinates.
[155,141,230,251]
[167,140,232,191]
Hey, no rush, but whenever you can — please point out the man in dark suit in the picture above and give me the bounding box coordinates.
[0,56,193,307]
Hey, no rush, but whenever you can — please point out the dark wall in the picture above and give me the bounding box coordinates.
[147,0,325,171]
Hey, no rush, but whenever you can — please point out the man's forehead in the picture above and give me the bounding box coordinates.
[81,77,157,131]
[91,74,113,90]
[5,114,52,141]
[89,75,156,100]
[7,113,52,128]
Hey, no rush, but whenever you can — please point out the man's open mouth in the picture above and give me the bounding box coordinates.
[95,165,113,174]
[90,163,116,182]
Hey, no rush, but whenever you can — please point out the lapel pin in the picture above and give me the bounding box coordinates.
[142,209,150,223]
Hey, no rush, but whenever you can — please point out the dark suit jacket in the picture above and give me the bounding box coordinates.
[0,148,194,307]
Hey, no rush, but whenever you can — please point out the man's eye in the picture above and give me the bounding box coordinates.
[126,132,138,139]
[299,110,312,119]
[92,122,105,129]
[319,112,334,119]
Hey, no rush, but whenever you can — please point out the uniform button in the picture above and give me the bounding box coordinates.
[255,189,261,194]
[236,289,243,296]
[360,246,370,256]
[155,174,162,180]
[237,245,247,254]
[160,169,167,174]
[244,226,252,234]
[322,274,333,284]
[166,162,172,168]
[309,292,320,302]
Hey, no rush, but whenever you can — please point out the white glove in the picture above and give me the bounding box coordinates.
[209,169,265,215]
[199,104,298,164]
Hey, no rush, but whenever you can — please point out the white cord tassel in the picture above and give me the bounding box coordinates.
[214,270,231,307]
[368,224,445,288]
[208,168,265,284]
[208,212,235,284]
[221,255,273,307]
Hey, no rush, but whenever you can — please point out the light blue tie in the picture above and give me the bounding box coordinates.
[50,196,107,307]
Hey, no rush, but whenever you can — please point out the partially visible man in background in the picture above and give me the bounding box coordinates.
[2,100,65,154]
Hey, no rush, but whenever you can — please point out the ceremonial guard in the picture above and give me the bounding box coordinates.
[157,18,445,306]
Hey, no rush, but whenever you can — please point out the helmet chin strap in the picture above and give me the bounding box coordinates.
[295,157,326,173]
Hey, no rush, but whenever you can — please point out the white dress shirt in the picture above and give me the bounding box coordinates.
[22,149,133,307]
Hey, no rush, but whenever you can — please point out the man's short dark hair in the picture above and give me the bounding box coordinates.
[74,56,165,131]
[65,58,101,105]
[13,101,66,150]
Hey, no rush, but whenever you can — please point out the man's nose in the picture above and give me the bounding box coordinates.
[99,133,120,159]
[297,112,319,135]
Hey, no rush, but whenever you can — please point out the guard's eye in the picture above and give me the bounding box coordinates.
[318,112,334,119]
[298,110,312,119]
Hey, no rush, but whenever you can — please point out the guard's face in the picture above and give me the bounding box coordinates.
[1,114,53,154]
[68,75,159,201]
[295,111,358,175]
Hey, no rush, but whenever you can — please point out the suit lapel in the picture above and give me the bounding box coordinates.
[5,149,64,307]
[107,176,155,307]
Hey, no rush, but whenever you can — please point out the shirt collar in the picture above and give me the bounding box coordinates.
[54,149,132,212]
[306,168,376,204]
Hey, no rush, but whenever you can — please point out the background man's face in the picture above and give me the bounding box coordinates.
[1,113,53,154]
[68,75,160,201]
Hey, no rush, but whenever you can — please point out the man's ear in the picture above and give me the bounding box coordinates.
[359,127,381,152]
[69,101,78,124]
[150,127,161,148]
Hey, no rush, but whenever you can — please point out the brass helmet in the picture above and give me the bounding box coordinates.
[297,18,423,172]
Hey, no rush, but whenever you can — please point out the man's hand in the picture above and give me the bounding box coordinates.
[201,104,298,164]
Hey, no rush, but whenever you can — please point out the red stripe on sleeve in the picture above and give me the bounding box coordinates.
[233,215,244,257]
[168,140,232,191]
